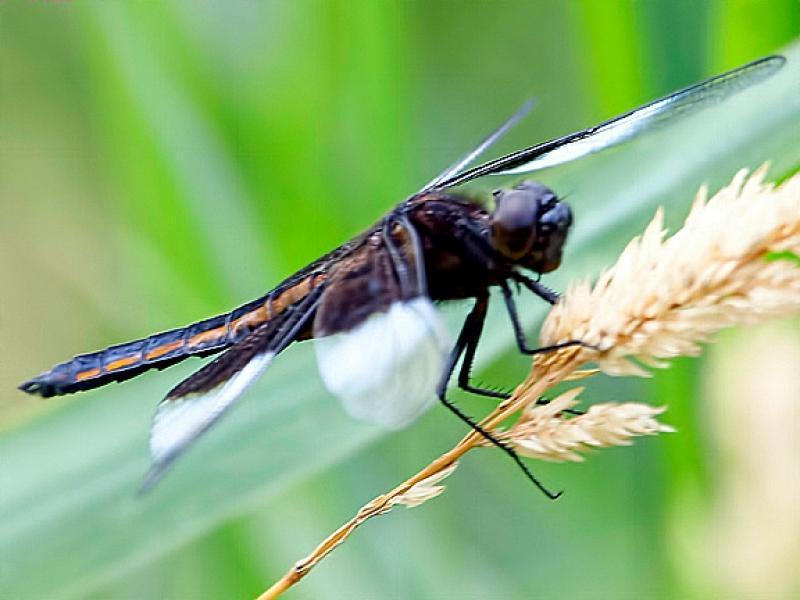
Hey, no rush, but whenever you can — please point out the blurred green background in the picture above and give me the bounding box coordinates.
[1,1,800,599]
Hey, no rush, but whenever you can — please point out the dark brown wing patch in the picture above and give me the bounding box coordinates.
[314,235,404,337]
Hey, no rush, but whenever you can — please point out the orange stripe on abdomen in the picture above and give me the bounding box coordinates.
[266,276,316,318]
[187,325,228,349]
[75,367,102,381]
[145,340,184,360]
[230,306,270,338]
[105,355,141,372]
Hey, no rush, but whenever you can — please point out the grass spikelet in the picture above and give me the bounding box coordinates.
[498,388,675,462]
[390,462,459,508]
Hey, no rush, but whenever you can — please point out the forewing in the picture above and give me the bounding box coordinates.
[436,55,785,188]
[420,99,535,193]
[313,228,450,429]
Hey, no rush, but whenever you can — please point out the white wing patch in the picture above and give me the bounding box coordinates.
[142,351,274,490]
[314,297,450,430]
[499,104,662,175]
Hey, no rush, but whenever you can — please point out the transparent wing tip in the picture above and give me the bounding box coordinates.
[137,460,173,495]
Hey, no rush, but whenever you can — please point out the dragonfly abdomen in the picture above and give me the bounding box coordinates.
[19,272,325,398]
[19,317,234,398]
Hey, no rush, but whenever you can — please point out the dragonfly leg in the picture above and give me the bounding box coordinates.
[500,281,591,355]
[510,271,559,304]
[436,294,561,500]
[436,294,510,400]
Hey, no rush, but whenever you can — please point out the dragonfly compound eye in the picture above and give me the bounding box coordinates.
[491,181,555,261]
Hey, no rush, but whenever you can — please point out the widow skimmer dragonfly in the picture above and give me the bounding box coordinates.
[20,55,785,493]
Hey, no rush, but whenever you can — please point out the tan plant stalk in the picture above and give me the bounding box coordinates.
[258,166,800,600]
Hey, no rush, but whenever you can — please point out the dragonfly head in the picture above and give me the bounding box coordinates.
[490,180,572,273]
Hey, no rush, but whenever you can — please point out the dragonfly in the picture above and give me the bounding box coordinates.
[20,55,785,494]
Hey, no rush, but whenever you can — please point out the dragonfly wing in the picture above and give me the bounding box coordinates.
[437,55,785,188]
[143,349,274,492]
[141,286,324,491]
[315,296,449,430]
[313,219,450,429]
[420,99,535,193]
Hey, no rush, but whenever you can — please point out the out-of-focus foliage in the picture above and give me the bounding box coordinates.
[1,2,798,599]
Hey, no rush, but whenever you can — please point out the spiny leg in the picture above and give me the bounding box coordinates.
[534,395,584,416]
[445,297,583,414]
[450,221,587,356]
[499,281,592,415]
[436,296,561,500]
[454,294,509,399]
[436,385,562,500]
[443,222,569,392]
[500,281,590,355]
[454,321,585,414]
[510,271,560,304]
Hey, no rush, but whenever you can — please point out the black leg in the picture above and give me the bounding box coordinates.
[446,224,586,357]
[455,295,510,399]
[510,271,559,304]
[436,387,562,499]
[436,296,561,500]
[500,282,588,356]
[436,295,509,400]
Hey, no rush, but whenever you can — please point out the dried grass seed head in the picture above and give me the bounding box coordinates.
[540,166,800,376]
